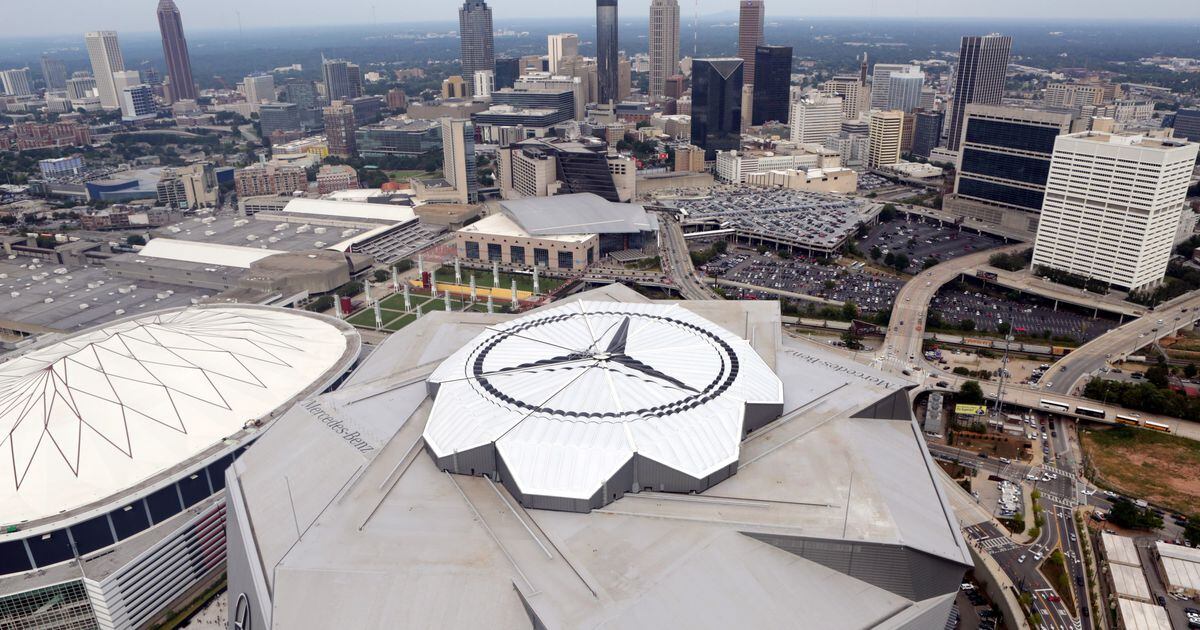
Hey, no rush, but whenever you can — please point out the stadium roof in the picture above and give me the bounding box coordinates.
[138,238,284,269]
[499,193,657,236]
[0,306,350,524]
[281,197,418,224]
[229,285,972,629]
[425,301,784,501]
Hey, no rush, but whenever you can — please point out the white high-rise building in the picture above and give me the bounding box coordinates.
[0,68,33,96]
[870,63,918,111]
[547,33,579,74]
[441,117,478,204]
[789,95,843,144]
[473,69,495,98]
[1032,132,1198,292]
[120,84,157,121]
[821,76,864,120]
[867,110,904,168]
[84,31,126,109]
[111,70,141,95]
[648,0,680,100]
[243,74,275,104]
[887,70,925,113]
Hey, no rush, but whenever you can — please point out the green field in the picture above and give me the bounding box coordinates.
[1081,426,1200,517]
[386,169,441,182]
[347,294,492,331]
[434,267,564,293]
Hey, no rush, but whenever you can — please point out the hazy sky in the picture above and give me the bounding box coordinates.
[7,0,1200,38]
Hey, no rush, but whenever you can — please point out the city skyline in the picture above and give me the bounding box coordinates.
[5,0,1200,38]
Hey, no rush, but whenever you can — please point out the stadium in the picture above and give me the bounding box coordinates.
[0,305,361,630]
[226,284,972,629]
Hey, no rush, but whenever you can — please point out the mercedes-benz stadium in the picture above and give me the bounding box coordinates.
[226,285,973,630]
[0,305,360,630]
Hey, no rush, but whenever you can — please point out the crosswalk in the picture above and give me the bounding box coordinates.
[1041,464,1075,478]
[978,536,1017,552]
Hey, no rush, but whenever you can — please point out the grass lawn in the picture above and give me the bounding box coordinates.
[386,169,441,181]
[1080,426,1200,516]
[435,267,564,293]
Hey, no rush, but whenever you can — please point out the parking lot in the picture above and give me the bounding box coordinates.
[932,285,1119,343]
[702,250,904,313]
[857,217,1006,274]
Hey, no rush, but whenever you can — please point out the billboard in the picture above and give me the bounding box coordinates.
[954,404,987,416]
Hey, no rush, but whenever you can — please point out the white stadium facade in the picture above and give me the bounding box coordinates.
[0,306,360,629]
[226,285,972,629]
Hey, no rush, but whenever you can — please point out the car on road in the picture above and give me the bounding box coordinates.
[1157,595,1166,606]
[1018,555,1026,563]
[1046,594,1060,602]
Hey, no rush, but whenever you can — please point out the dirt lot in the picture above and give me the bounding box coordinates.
[1080,426,1200,517]
[940,350,1048,383]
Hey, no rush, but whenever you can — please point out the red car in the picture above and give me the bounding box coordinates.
[1046,594,1061,603]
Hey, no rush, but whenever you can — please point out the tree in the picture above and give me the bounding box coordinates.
[372,269,390,283]
[879,204,897,222]
[841,329,863,350]
[883,252,896,267]
[841,301,859,320]
[394,259,415,273]
[341,281,364,296]
[923,256,939,270]
[870,245,882,260]
[1146,364,1170,388]
[1107,497,1164,530]
[1185,520,1200,547]
[125,234,146,246]
[997,322,1011,335]
[891,253,910,272]
[1186,363,1198,379]
[958,319,976,332]
[958,380,985,405]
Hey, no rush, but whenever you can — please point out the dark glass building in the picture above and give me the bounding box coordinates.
[751,45,791,126]
[459,1,495,97]
[947,34,1011,151]
[1174,108,1200,142]
[910,110,944,159]
[156,0,197,102]
[596,0,619,104]
[491,87,576,125]
[690,58,744,159]
[953,104,1071,214]
[494,58,520,90]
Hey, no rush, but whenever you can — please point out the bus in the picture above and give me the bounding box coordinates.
[1115,415,1141,427]
[1144,420,1171,433]
[1075,406,1106,420]
[1040,399,1070,412]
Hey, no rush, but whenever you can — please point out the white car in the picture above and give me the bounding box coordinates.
[1018,555,1026,563]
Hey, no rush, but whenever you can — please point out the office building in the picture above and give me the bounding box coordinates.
[260,102,303,140]
[512,73,587,120]
[494,57,520,90]
[356,117,441,157]
[386,88,407,110]
[497,138,633,203]
[1044,82,1103,114]
[745,167,857,194]
[867,110,904,168]
[737,0,765,88]
[821,75,864,120]
[156,0,197,102]
[691,58,744,159]
[911,110,945,158]
[547,33,579,74]
[323,102,357,157]
[868,64,917,111]
[156,162,218,209]
[119,84,156,121]
[0,307,359,630]
[316,164,359,194]
[0,68,33,96]
[459,1,495,97]
[888,70,925,113]
[111,70,141,98]
[1032,133,1198,292]
[38,155,84,179]
[716,149,828,184]
[40,55,67,90]
[243,74,275,104]
[441,117,478,204]
[665,74,687,99]
[1174,108,1200,142]
[225,283,971,630]
[947,34,1012,151]
[473,70,495,98]
[84,31,125,109]
[234,163,308,197]
[946,105,1072,230]
[649,0,680,100]
[442,75,468,99]
[322,59,362,102]
[596,0,619,104]
[790,95,843,144]
[752,45,791,126]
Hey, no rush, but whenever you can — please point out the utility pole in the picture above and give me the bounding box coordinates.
[995,306,1014,420]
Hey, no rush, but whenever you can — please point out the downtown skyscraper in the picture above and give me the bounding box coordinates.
[84,31,125,110]
[736,1,764,89]
[691,58,744,159]
[947,34,1012,151]
[156,0,197,102]
[459,1,495,97]
[648,0,680,101]
[596,0,619,104]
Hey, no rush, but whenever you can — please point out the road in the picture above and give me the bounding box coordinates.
[656,212,721,300]
[879,243,1027,375]
[1045,291,1200,396]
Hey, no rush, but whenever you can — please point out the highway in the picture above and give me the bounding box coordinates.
[656,212,721,300]
[1045,290,1200,396]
